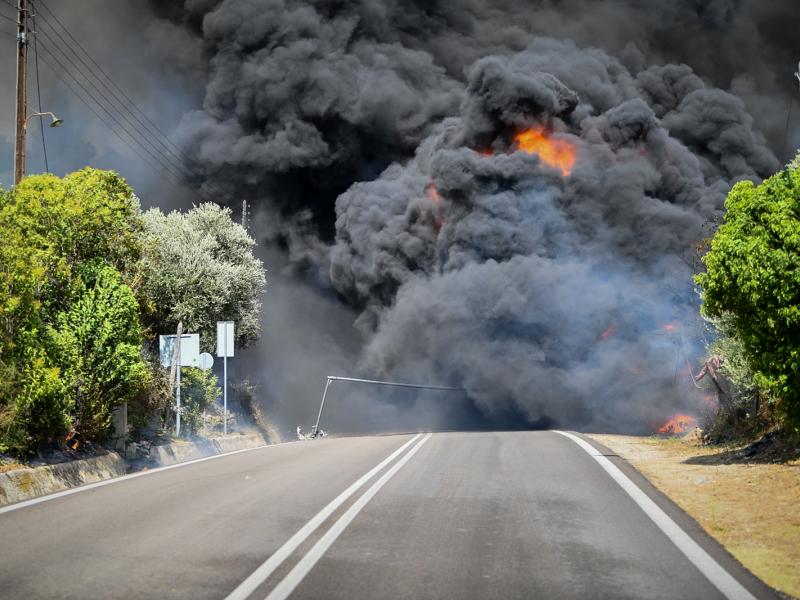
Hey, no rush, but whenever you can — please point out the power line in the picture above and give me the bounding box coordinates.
[34,1,229,200]
[36,38,200,191]
[36,49,196,203]
[31,2,48,172]
[0,10,16,24]
[36,0,203,171]
[35,28,200,186]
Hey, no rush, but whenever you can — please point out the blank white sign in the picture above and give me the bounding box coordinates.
[159,334,201,367]
[217,321,235,357]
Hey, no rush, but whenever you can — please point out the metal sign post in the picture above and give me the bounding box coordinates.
[176,363,181,436]
[224,333,227,435]
[159,333,201,437]
[216,321,235,435]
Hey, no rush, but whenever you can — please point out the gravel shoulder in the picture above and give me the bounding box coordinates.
[586,433,800,598]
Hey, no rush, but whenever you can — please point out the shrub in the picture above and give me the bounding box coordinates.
[696,164,800,431]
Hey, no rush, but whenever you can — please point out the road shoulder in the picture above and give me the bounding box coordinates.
[585,433,799,599]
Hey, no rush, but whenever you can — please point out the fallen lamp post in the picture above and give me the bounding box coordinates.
[310,376,464,438]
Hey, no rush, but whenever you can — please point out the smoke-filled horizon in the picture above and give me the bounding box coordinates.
[4,0,798,433]
[159,0,790,433]
[157,0,788,433]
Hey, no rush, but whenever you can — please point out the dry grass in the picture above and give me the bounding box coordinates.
[587,433,800,598]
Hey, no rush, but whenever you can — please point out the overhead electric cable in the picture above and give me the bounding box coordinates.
[37,0,202,168]
[37,50,196,202]
[36,39,203,191]
[31,2,49,172]
[34,1,229,200]
[36,29,202,186]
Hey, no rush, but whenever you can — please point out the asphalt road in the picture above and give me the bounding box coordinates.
[0,431,777,599]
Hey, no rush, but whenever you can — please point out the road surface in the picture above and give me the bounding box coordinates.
[0,432,777,599]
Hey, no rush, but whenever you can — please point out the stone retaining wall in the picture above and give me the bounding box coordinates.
[0,452,128,507]
[0,431,273,507]
[146,432,270,466]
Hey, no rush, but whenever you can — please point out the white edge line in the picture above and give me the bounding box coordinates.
[553,430,756,600]
[224,433,424,600]
[265,433,433,600]
[0,440,301,515]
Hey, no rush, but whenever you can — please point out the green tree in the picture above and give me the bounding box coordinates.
[141,203,266,351]
[0,169,146,454]
[50,263,150,441]
[696,164,800,430]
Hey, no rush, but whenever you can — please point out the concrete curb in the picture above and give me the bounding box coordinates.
[0,432,273,507]
[0,451,127,507]
[147,432,271,467]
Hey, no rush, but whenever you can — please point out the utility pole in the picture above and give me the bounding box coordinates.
[241,199,248,229]
[13,0,28,185]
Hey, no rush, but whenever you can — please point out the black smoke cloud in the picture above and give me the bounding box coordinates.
[158,1,798,223]
[143,0,793,431]
[329,38,777,430]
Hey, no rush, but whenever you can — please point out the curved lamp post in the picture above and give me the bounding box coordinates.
[24,111,63,130]
[13,111,63,184]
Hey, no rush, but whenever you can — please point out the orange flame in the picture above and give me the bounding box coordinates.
[426,182,441,206]
[662,322,677,333]
[426,181,446,230]
[515,127,576,176]
[599,323,616,341]
[657,413,698,436]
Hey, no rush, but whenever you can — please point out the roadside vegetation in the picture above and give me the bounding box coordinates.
[0,168,266,457]
[695,155,800,448]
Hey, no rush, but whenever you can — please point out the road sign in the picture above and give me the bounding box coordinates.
[216,321,234,357]
[216,321,235,435]
[159,334,201,368]
[198,352,214,370]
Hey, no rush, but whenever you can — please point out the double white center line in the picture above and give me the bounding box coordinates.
[225,433,432,600]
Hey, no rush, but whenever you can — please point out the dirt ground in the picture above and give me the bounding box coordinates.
[587,433,800,598]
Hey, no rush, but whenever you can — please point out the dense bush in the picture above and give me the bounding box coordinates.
[178,367,221,436]
[50,263,150,442]
[696,163,800,431]
[1,170,268,455]
[0,169,145,454]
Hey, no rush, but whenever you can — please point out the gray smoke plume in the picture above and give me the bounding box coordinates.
[328,38,777,431]
[146,0,790,432]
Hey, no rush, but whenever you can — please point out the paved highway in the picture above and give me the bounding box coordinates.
[0,432,777,599]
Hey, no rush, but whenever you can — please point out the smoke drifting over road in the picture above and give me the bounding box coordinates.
[143,0,792,431]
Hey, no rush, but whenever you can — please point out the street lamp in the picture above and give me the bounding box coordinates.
[13,111,63,184]
[24,111,63,130]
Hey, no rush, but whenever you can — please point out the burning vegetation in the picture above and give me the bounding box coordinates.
[657,414,699,436]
